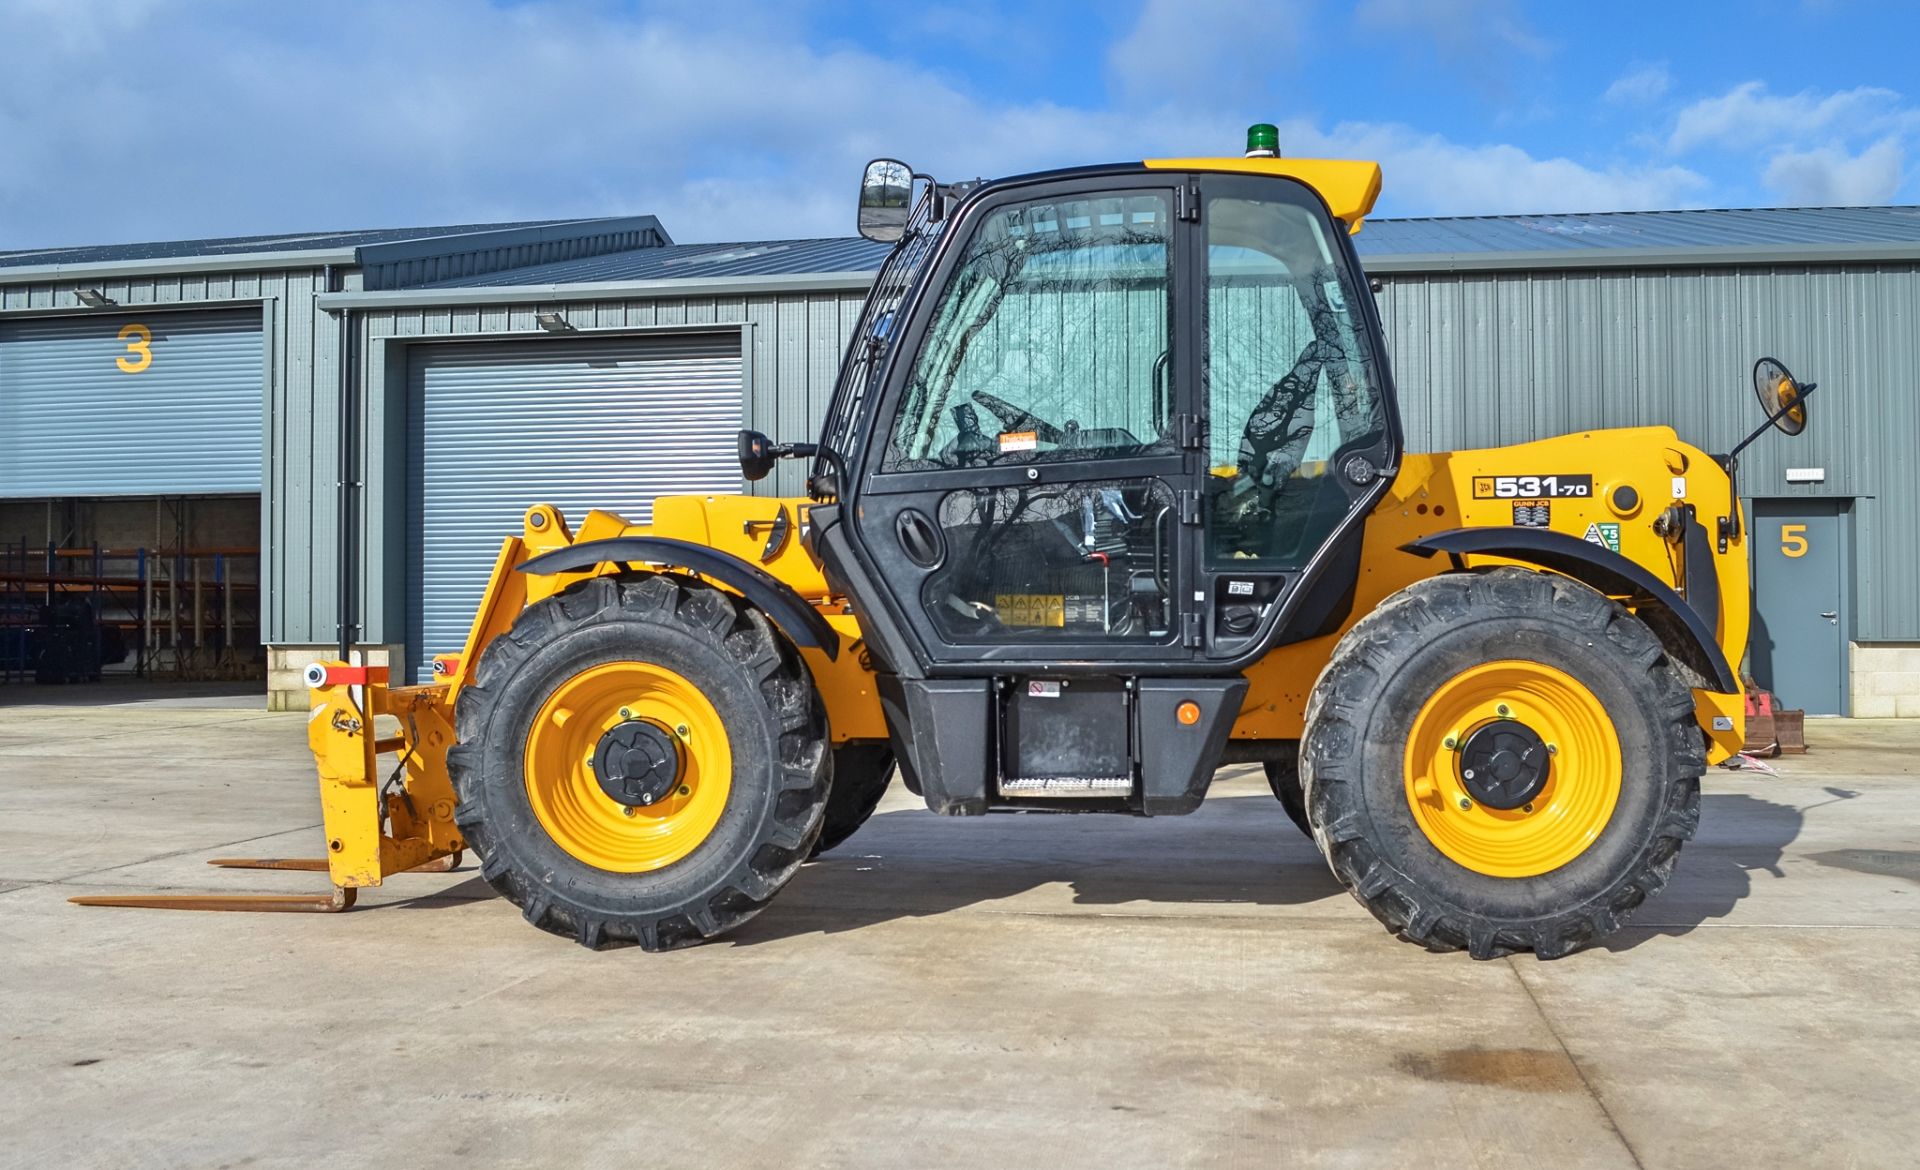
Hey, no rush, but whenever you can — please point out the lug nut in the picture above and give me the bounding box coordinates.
[1457,797,1473,811]
[1496,703,1511,717]
[1546,743,1558,755]
[622,806,636,818]
[1443,735,1458,750]
[619,707,632,719]
[675,723,690,739]
[677,785,690,796]
[1523,803,1535,813]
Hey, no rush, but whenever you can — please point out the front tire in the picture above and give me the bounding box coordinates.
[449,574,829,951]
[1301,568,1704,959]
[811,744,895,857]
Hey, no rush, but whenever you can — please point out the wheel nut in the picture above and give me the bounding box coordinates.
[619,707,632,719]
[1443,735,1458,750]
[678,785,690,796]
[1523,803,1535,813]
[1457,797,1473,811]
[1496,703,1511,717]
[675,723,690,739]
[622,806,636,818]
[1546,743,1558,755]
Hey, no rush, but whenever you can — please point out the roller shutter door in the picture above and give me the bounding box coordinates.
[0,309,263,496]
[408,334,743,679]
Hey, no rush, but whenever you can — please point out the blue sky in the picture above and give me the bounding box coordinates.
[1,0,1916,249]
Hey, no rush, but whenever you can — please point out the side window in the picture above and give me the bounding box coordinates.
[1205,194,1385,566]
[883,192,1175,472]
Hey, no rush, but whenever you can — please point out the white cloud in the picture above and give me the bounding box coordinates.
[1604,62,1671,105]
[0,0,1729,250]
[1352,0,1551,60]
[1668,81,1915,153]
[1288,121,1708,215]
[1106,0,1306,108]
[1763,138,1906,205]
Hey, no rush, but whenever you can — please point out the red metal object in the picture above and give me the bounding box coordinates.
[312,663,389,686]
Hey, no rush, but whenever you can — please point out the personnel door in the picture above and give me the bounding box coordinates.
[855,181,1200,667]
[1750,499,1847,714]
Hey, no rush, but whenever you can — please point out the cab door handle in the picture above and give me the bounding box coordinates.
[896,509,943,568]
[1820,611,1838,622]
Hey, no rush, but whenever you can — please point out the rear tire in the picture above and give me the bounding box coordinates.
[449,574,829,951]
[811,744,895,857]
[1262,745,1310,838]
[1301,568,1704,960]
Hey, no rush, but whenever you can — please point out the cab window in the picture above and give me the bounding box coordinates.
[1205,192,1385,566]
[883,192,1175,472]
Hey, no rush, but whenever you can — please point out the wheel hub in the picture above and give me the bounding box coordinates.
[1458,718,1550,810]
[592,720,682,807]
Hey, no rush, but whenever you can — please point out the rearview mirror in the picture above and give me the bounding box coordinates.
[1752,357,1810,436]
[858,159,913,243]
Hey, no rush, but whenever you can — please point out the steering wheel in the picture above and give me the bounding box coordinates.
[971,390,1065,444]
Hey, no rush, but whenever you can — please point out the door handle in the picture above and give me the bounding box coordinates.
[1820,611,1838,622]
[895,509,943,568]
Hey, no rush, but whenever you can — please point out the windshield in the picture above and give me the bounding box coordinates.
[814,183,947,492]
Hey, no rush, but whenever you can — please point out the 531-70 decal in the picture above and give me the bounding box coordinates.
[1472,474,1594,499]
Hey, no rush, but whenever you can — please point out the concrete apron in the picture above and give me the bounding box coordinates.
[0,702,1916,1169]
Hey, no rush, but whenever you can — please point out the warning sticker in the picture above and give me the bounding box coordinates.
[1583,521,1621,553]
[1027,680,1062,699]
[996,593,1064,627]
[998,430,1038,452]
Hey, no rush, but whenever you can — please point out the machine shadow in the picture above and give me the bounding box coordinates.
[1599,789,1819,951]
[380,791,1816,956]
[727,793,1345,947]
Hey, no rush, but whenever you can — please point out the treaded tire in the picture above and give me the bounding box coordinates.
[1300,568,1704,960]
[811,744,895,857]
[448,574,830,951]
[1262,744,1310,838]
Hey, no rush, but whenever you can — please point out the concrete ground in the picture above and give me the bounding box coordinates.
[1,700,1916,1170]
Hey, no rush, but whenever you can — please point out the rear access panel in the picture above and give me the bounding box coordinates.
[1000,677,1133,797]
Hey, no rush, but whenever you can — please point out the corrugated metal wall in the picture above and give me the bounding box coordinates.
[273,288,869,646]
[1372,263,1920,641]
[258,261,1916,648]
[405,334,742,679]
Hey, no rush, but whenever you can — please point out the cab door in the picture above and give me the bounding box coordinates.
[852,177,1202,670]
[1195,174,1397,657]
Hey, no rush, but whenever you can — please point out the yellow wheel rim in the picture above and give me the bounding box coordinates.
[522,662,731,872]
[1403,659,1622,878]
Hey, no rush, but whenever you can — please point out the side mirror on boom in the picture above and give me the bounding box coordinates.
[737,429,817,482]
[858,159,913,242]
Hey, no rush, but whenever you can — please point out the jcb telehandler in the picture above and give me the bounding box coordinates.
[79,125,1814,958]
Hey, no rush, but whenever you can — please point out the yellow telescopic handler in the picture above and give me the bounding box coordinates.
[78,125,1817,958]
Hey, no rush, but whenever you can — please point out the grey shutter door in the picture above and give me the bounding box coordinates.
[0,309,263,496]
[408,333,743,680]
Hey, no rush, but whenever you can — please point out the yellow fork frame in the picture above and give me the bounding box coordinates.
[305,667,465,890]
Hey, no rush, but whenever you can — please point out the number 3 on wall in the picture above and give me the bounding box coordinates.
[117,322,152,373]
[1780,523,1809,558]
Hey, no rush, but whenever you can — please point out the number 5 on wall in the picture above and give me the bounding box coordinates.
[1780,523,1809,558]
[117,322,152,373]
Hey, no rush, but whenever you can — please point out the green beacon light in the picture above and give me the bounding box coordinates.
[1245,123,1281,158]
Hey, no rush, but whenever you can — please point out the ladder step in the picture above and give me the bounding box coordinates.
[999,776,1132,797]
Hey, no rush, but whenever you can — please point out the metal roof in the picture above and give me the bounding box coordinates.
[0,221,580,269]
[413,205,1920,293]
[1355,205,1920,257]
[425,236,895,288]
